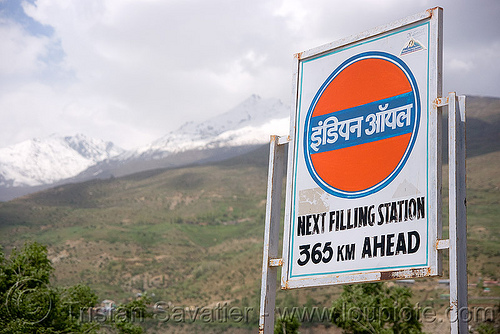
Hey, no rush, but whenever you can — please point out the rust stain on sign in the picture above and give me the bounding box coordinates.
[426,7,441,18]
[380,268,432,281]
[295,51,305,60]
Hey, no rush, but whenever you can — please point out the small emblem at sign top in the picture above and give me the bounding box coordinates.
[401,38,426,56]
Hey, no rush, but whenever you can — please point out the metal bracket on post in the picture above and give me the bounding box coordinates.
[259,135,288,334]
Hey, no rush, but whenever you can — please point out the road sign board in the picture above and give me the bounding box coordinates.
[281,8,443,289]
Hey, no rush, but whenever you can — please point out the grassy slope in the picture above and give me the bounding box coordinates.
[0,96,499,332]
[0,162,268,301]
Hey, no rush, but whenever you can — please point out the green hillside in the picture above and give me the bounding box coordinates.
[0,96,499,333]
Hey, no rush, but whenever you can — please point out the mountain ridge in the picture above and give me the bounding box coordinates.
[118,94,288,160]
[1,95,498,202]
[0,134,124,188]
[0,95,289,201]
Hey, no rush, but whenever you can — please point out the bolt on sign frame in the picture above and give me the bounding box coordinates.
[259,7,468,334]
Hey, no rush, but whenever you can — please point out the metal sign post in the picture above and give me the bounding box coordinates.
[435,92,468,333]
[259,135,288,334]
[259,7,467,334]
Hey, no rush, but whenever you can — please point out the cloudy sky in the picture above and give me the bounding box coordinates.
[1,0,499,150]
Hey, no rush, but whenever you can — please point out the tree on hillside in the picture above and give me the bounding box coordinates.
[274,314,300,334]
[0,242,98,333]
[330,282,423,334]
[0,241,149,334]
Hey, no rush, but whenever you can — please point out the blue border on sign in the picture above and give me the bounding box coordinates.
[289,21,431,279]
[303,51,421,199]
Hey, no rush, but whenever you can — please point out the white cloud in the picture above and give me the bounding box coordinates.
[448,58,474,72]
[0,19,51,78]
[445,41,500,96]
[0,0,498,149]
[12,0,300,146]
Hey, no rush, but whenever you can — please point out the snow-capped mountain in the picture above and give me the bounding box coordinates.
[0,134,124,188]
[121,94,289,161]
[0,95,290,201]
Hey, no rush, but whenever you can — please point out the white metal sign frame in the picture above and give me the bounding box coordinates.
[260,7,468,334]
[282,7,443,289]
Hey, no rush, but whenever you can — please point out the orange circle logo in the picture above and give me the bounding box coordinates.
[304,52,420,198]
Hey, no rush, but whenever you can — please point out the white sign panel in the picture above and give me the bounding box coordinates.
[282,8,443,289]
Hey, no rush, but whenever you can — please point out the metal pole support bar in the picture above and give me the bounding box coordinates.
[259,135,288,334]
[434,92,468,333]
